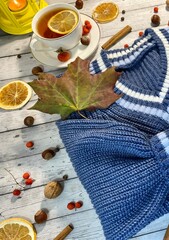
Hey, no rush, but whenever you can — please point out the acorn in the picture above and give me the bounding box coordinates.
[44,181,63,199]
[151,14,160,26]
[34,209,48,224]
[24,116,34,127]
[41,147,60,160]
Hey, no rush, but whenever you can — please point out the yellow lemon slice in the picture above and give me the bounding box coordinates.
[0,80,32,110]
[47,10,78,35]
[92,2,119,23]
[0,217,36,240]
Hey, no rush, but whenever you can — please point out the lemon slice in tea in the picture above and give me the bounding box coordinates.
[92,2,119,23]
[0,80,32,110]
[47,10,78,35]
[0,217,36,240]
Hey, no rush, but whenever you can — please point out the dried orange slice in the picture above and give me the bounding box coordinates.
[47,10,78,35]
[0,217,36,239]
[92,2,119,23]
[0,80,32,110]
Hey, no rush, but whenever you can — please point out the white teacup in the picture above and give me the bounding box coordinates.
[30,3,82,52]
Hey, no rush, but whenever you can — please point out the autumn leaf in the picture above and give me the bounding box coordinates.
[28,57,121,119]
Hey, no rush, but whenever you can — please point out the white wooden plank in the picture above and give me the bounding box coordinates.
[0,122,63,161]
[1,174,169,239]
[0,149,77,194]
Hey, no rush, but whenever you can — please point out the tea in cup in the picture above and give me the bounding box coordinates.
[30,3,82,52]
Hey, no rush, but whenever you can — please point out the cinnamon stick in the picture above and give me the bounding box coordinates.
[101,25,132,50]
[53,224,74,240]
[163,225,169,240]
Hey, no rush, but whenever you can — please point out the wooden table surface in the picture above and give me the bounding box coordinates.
[0,0,169,239]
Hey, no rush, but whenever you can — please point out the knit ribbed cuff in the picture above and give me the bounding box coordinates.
[151,130,169,185]
[89,50,113,74]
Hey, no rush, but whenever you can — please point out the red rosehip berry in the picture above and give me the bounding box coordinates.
[67,202,75,210]
[57,51,71,62]
[124,44,129,48]
[22,172,30,179]
[86,24,92,30]
[25,178,33,185]
[154,7,158,13]
[82,26,90,35]
[13,189,21,196]
[26,141,34,148]
[84,20,90,25]
[84,20,92,31]
[139,31,144,37]
[75,201,83,208]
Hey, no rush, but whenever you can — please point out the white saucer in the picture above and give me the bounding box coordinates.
[30,13,101,68]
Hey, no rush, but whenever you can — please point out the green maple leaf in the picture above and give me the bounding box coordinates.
[28,57,121,119]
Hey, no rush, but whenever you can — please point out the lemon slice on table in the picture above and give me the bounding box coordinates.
[0,217,36,240]
[48,10,78,35]
[92,2,119,23]
[0,80,32,110]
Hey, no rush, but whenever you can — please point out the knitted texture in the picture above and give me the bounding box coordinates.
[56,27,169,240]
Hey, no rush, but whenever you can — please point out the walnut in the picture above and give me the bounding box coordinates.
[44,181,63,199]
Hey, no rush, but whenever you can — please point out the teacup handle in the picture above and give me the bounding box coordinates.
[30,38,56,52]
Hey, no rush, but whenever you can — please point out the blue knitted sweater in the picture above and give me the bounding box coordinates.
[57,27,169,240]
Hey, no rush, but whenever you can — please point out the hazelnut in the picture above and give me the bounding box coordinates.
[24,116,34,127]
[75,0,83,9]
[151,14,160,26]
[44,181,63,199]
[42,149,56,160]
[32,66,44,75]
[34,209,47,224]
[41,147,60,160]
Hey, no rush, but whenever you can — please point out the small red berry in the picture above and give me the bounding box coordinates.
[84,20,92,31]
[139,31,144,37]
[67,202,75,210]
[124,44,129,48]
[58,51,71,62]
[22,172,30,179]
[154,7,158,13]
[26,141,34,148]
[82,26,90,35]
[13,189,21,196]
[85,20,90,26]
[75,201,83,208]
[25,178,33,185]
[86,24,92,30]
